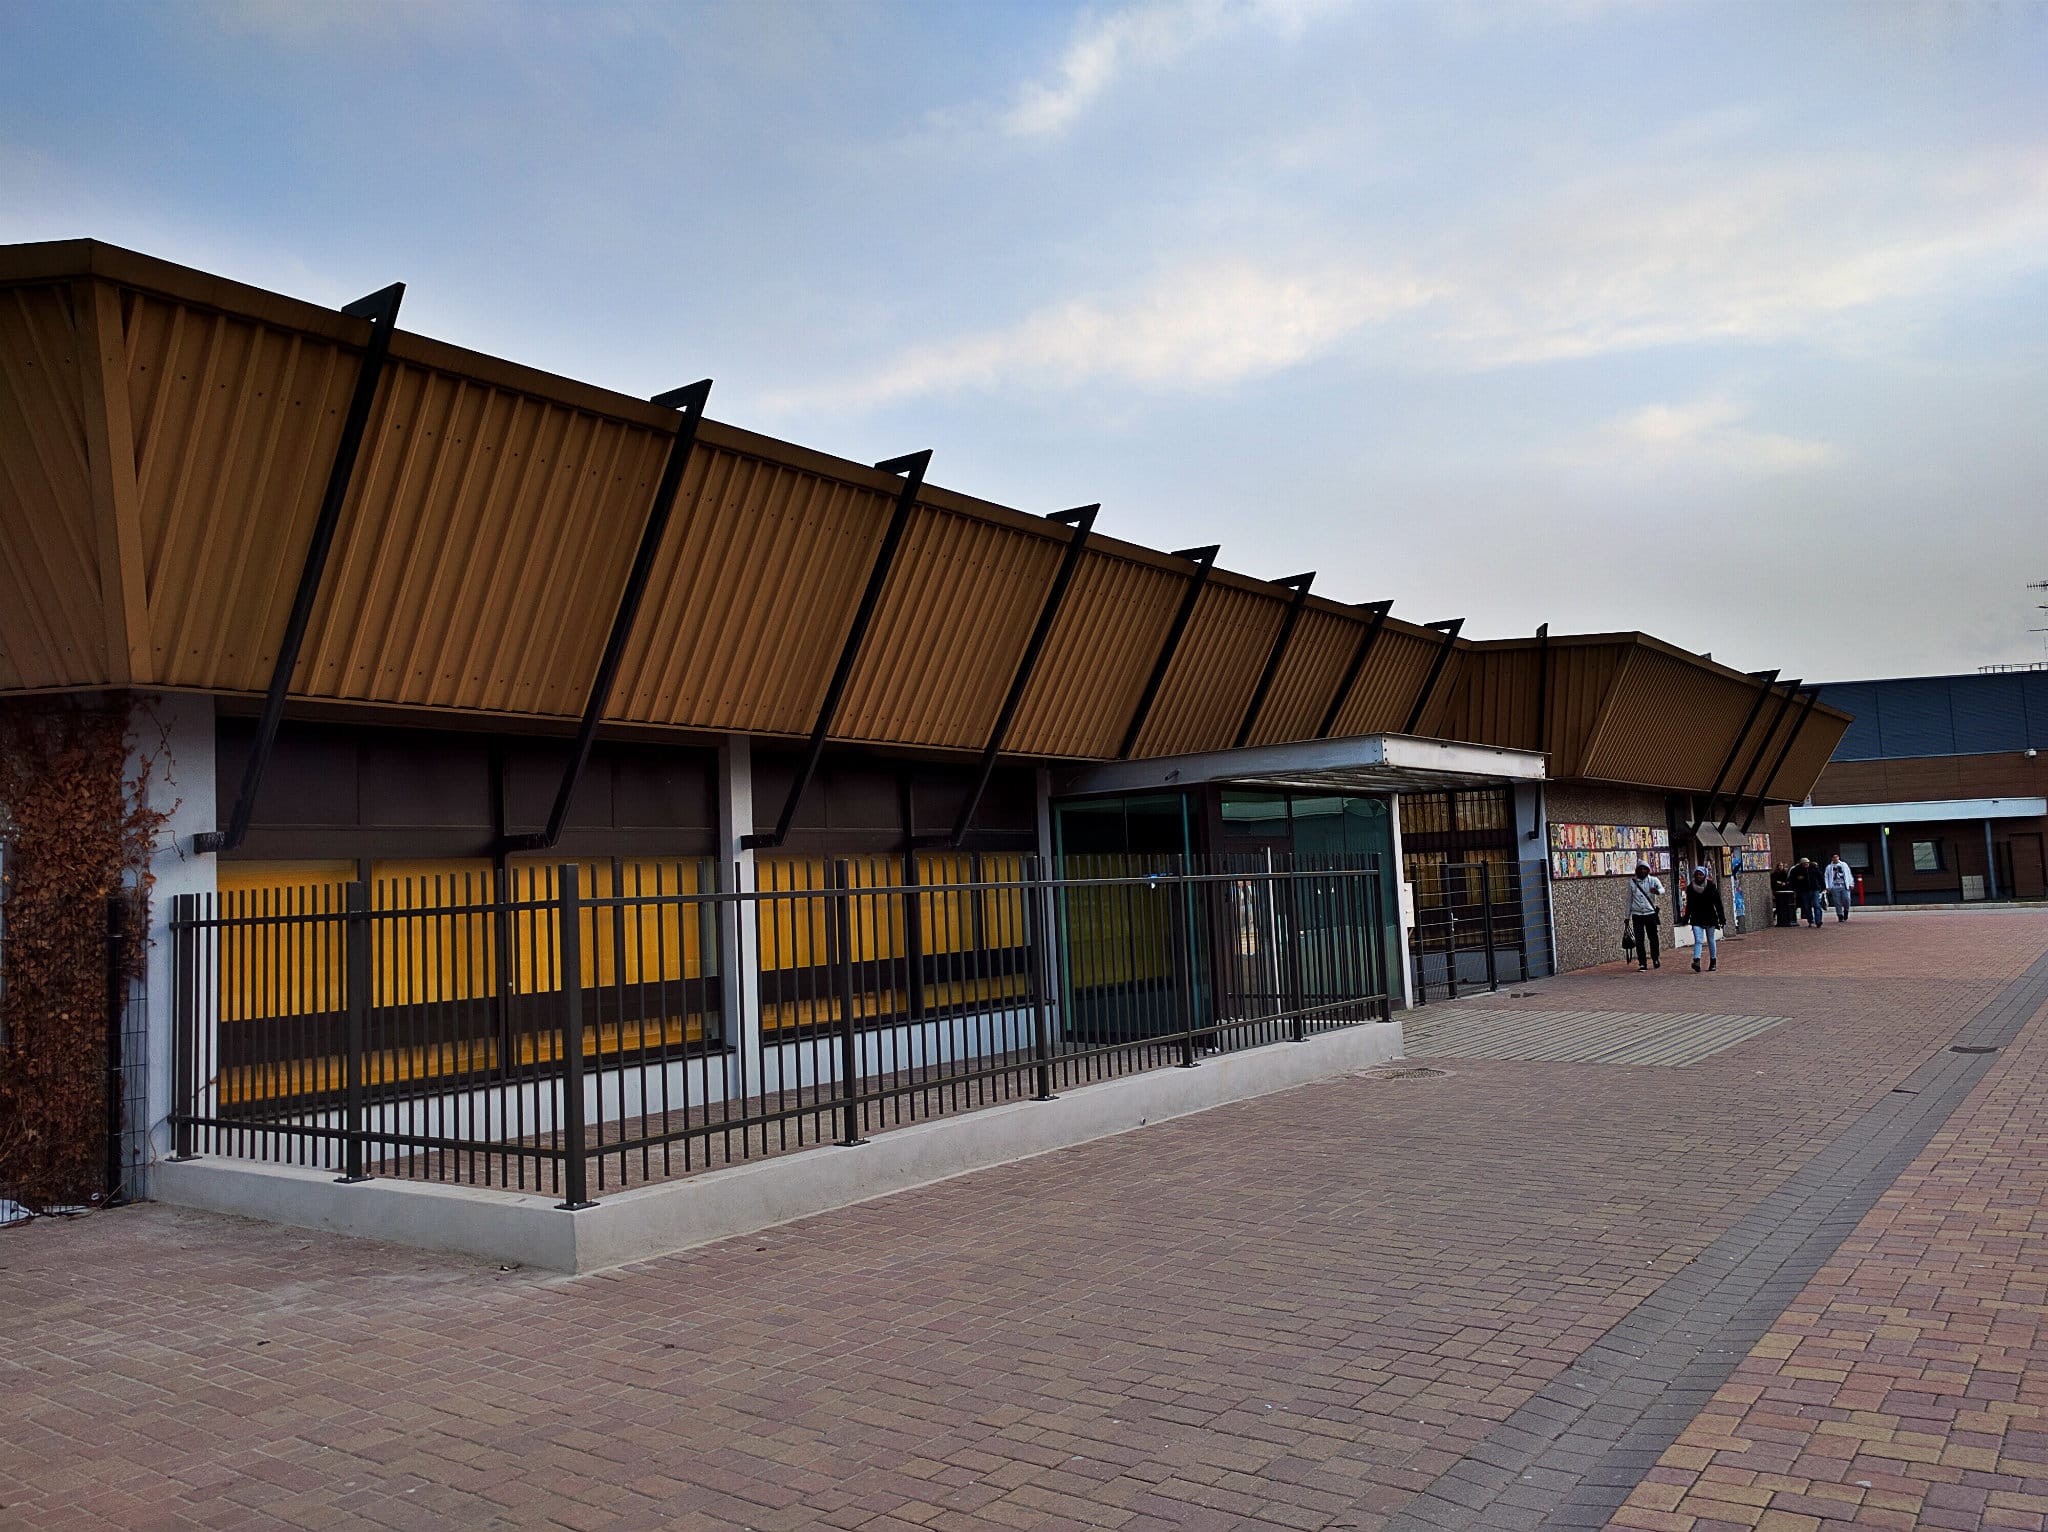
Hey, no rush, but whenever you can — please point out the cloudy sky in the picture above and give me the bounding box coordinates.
[4,0,2045,681]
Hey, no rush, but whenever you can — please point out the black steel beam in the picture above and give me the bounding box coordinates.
[945,505,1099,847]
[1533,622,1550,755]
[1742,686,1821,833]
[1316,599,1393,740]
[1699,668,1779,829]
[744,450,931,849]
[502,379,714,852]
[1117,544,1219,759]
[1232,572,1316,749]
[196,281,405,856]
[1400,618,1465,736]
[1722,677,1800,836]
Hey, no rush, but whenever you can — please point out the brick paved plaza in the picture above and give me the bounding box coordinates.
[6,909,2048,1532]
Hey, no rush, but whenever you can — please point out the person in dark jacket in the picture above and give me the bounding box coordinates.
[1685,863,1727,971]
[1770,863,1797,927]
[1792,857,1824,926]
[1625,861,1663,971]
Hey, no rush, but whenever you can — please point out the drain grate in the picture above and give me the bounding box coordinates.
[1951,1044,2001,1055]
[1355,1064,1453,1082]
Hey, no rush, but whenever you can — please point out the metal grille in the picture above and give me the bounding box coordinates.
[167,854,1391,1208]
[1405,858,1553,1004]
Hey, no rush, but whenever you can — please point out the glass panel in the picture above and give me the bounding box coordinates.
[1054,794,1189,861]
[1220,790,1289,836]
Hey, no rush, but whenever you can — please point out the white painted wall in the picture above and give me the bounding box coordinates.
[130,692,217,1190]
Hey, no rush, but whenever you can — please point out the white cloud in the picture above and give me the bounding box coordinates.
[1552,394,1837,477]
[769,258,1439,410]
[1432,149,2048,368]
[767,139,2048,416]
[1001,0,1353,139]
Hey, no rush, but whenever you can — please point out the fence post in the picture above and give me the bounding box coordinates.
[1281,856,1307,1043]
[1482,868,1500,993]
[169,892,198,1160]
[1171,869,1198,1068]
[1026,856,1056,1101]
[1369,867,1392,1020]
[101,897,129,1204]
[830,859,868,1146]
[556,864,593,1208]
[1442,898,1459,1001]
[338,881,370,1183]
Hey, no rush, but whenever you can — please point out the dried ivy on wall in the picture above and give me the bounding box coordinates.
[0,699,163,1214]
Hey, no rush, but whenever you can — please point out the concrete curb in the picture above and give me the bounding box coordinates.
[149,1021,1402,1273]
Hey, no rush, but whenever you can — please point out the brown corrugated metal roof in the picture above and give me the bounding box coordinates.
[1242,606,1358,747]
[0,282,105,689]
[1131,583,1283,757]
[1005,550,1186,759]
[836,501,1063,747]
[1325,625,1439,737]
[0,238,1850,794]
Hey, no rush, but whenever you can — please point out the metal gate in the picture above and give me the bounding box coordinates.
[1406,858,1553,1004]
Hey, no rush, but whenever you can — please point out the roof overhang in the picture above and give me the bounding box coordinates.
[1054,733,1546,799]
[1791,797,2047,828]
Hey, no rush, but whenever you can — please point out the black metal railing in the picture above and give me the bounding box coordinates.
[1406,857,1552,1004]
[168,854,1390,1207]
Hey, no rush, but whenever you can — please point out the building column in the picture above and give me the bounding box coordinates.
[716,736,760,1101]
[131,692,217,1191]
[1034,767,1056,870]
[1880,824,1895,904]
[1986,819,2000,901]
[1388,797,1416,1009]
[1525,782,1558,979]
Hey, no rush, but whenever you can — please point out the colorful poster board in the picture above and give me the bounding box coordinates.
[1547,823,1671,879]
[1729,832,1773,873]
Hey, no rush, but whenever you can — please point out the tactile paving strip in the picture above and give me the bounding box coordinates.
[1404,1007,1786,1067]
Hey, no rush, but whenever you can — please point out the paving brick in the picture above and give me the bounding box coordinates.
[4,913,2047,1532]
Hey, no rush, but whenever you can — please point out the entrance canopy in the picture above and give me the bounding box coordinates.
[1054,732,1546,799]
[1792,797,2047,827]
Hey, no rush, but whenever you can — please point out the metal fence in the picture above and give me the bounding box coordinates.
[168,854,1390,1207]
[1406,857,1552,1004]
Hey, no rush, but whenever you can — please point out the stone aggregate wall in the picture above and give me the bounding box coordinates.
[1732,869,1773,935]
[1542,784,1780,968]
[1552,874,1634,971]
[1544,783,1679,972]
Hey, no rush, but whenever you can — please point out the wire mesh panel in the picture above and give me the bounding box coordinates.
[169,854,1392,1205]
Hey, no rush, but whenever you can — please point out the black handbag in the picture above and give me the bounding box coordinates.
[1621,919,1636,954]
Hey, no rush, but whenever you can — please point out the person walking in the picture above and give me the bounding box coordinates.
[1684,864,1726,971]
[1823,853,1855,922]
[1793,857,1824,927]
[1625,861,1664,972]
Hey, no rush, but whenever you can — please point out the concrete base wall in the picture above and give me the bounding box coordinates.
[152,1020,1402,1273]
